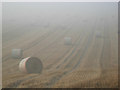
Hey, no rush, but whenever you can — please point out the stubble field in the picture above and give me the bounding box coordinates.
[2,2,118,88]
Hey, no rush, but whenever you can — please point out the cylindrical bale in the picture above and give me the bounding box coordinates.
[12,49,23,59]
[19,57,43,74]
[96,31,102,38]
[64,37,72,45]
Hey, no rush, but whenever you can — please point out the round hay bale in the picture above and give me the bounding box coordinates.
[96,31,102,38]
[64,37,72,45]
[19,57,43,74]
[12,49,23,59]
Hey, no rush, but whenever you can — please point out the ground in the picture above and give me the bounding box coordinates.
[2,15,118,88]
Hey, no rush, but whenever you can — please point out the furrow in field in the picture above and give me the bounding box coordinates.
[50,23,88,70]
[45,30,85,70]
[3,27,71,87]
[43,30,94,88]
[3,27,61,62]
[44,20,99,87]
[51,19,105,88]
[11,23,86,87]
[2,28,55,61]
[30,28,70,57]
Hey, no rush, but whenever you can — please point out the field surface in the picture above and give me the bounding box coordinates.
[2,2,118,88]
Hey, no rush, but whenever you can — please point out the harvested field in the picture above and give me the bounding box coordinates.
[2,2,118,88]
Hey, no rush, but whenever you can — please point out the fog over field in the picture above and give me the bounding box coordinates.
[2,2,118,88]
[2,2,117,42]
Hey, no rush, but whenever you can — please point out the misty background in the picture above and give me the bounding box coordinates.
[2,2,118,43]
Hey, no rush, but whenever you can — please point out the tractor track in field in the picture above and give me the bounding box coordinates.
[44,21,99,87]
[16,23,94,88]
[11,28,86,87]
[55,32,84,69]
[45,30,84,69]
[44,30,94,88]
[55,24,95,70]
[65,20,100,72]
[45,23,88,70]
[6,75,37,88]
[5,26,83,88]
[4,23,95,88]
[53,26,88,69]
[31,28,71,56]
[2,27,67,62]
[99,21,111,73]
[99,21,105,72]
[2,29,56,61]
[82,21,109,86]
[41,30,75,61]
[65,30,94,72]
[4,27,72,88]
[3,18,118,88]
[10,28,87,88]
[3,28,69,87]
[2,23,43,61]
[22,29,58,51]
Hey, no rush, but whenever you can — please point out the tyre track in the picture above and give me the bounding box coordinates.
[43,21,98,87]
[2,29,56,61]
[9,25,84,87]
[16,31,87,88]
[55,31,85,69]
[45,30,85,70]
[83,20,108,86]
[30,27,71,56]
[3,27,68,87]
[2,27,63,62]
[5,27,71,88]
[56,21,96,70]
[53,23,88,70]
[6,75,37,88]
[75,20,109,87]
[66,30,94,72]
[66,19,100,72]
[99,20,111,72]
[44,30,94,88]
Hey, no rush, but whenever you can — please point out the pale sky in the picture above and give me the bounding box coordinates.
[2,2,118,31]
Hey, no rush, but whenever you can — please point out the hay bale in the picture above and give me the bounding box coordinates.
[19,57,43,74]
[96,31,102,38]
[12,49,23,59]
[64,37,72,45]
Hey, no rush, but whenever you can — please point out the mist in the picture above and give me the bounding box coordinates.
[2,2,118,88]
[2,2,118,42]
